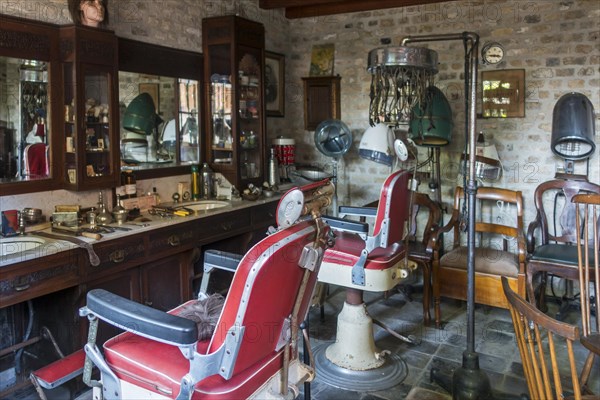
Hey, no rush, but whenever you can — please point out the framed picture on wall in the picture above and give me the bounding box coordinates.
[481,69,525,118]
[265,51,285,117]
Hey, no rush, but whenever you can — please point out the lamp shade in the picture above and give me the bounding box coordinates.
[359,123,395,166]
[409,86,453,146]
[123,93,158,135]
[551,92,595,160]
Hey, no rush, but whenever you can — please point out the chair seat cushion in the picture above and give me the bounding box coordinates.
[440,246,519,277]
[103,301,283,399]
[530,244,595,266]
[323,231,405,270]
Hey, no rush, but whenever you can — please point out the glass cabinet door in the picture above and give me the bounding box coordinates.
[203,16,265,191]
[237,48,262,181]
[64,63,117,189]
[61,25,119,191]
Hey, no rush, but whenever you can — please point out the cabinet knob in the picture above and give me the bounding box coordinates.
[109,250,125,263]
[221,222,233,231]
[168,235,181,247]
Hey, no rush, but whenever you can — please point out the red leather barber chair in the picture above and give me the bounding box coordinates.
[76,182,333,400]
[314,169,413,391]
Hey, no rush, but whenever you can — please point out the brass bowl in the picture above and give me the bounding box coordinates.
[112,209,129,224]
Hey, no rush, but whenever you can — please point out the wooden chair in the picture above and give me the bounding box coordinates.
[573,193,600,392]
[405,192,442,326]
[502,276,596,400]
[525,179,600,316]
[432,186,526,328]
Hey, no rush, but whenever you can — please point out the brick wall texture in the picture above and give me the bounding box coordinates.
[2,0,598,230]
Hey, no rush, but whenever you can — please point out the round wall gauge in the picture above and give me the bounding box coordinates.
[481,42,504,65]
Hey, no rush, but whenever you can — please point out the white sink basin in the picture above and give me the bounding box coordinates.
[0,236,46,257]
[182,201,230,211]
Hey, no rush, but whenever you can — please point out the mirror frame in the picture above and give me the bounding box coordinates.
[117,37,204,180]
[0,15,62,196]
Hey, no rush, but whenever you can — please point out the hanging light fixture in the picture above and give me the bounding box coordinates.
[367,45,438,126]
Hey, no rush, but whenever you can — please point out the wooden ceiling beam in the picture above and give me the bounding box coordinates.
[258,0,345,9]
[259,0,448,19]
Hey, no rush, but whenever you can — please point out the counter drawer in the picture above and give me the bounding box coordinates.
[148,223,199,254]
[0,251,81,308]
[88,236,147,273]
[198,209,251,242]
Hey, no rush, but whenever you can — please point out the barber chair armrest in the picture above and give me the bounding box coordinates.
[80,289,198,346]
[321,215,369,236]
[338,206,377,219]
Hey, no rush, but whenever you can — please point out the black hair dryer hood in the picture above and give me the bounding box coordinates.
[551,92,596,160]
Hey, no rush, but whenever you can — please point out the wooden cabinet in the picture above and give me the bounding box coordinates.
[60,25,119,191]
[302,75,341,130]
[141,251,194,311]
[0,250,81,309]
[203,16,266,190]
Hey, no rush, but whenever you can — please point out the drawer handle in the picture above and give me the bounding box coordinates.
[109,250,126,263]
[221,222,233,231]
[168,235,181,247]
[13,282,30,291]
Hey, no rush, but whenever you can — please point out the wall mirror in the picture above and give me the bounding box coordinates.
[118,38,203,179]
[1,15,60,195]
[0,57,50,182]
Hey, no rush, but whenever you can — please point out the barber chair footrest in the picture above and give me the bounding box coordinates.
[30,349,86,389]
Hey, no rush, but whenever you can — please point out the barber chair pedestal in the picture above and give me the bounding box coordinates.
[314,281,409,391]
[325,289,383,370]
[313,289,407,391]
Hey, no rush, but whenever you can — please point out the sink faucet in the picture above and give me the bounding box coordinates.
[18,210,26,235]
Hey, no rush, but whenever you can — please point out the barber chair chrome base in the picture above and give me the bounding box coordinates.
[315,170,412,391]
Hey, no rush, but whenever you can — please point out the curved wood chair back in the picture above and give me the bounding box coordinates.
[502,277,585,400]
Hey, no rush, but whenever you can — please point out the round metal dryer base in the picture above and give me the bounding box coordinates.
[313,343,408,392]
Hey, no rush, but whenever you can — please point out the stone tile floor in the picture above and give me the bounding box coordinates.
[7,281,597,400]
[302,284,599,400]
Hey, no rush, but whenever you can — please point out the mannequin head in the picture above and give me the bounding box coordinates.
[68,0,109,28]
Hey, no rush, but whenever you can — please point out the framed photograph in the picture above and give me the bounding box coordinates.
[139,83,160,112]
[481,69,525,118]
[96,138,105,150]
[265,51,285,117]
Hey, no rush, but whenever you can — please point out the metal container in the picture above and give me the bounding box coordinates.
[267,147,280,187]
[200,163,215,199]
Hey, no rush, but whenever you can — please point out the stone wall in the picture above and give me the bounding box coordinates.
[1,0,598,232]
[283,0,599,229]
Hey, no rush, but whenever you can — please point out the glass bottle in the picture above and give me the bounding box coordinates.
[191,164,200,201]
[96,191,113,224]
[200,162,215,199]
[121,169,137,199]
